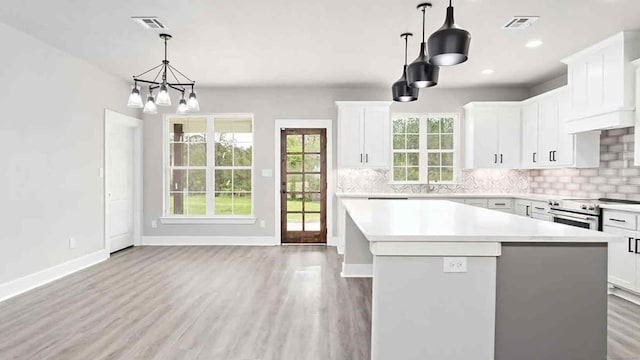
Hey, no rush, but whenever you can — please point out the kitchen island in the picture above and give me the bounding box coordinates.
[341,198,618,360]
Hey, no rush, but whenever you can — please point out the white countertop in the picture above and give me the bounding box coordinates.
[336,192,564,202]
[342,199,616,243]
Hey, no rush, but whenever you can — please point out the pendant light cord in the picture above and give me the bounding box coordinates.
[421,6,426,42]
[404,35,408,65]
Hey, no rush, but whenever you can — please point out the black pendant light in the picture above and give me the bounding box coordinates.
[428,0,471,66]
[407,3,439,88]
[392,33,419,102]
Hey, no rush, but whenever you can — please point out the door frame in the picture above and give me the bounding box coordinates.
[274,120,333,245]
[104,109,143,251]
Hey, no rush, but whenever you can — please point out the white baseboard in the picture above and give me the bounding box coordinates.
[0,249,109,303]
[341,262,373,278]
[327,236,338,247]
[609,285,640,306]
[141,236,279,246]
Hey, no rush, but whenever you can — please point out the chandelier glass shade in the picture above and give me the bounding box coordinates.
[128,33,200,114]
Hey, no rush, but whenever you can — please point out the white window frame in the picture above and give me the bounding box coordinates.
[161,113,256,225]
[390,113,461,185]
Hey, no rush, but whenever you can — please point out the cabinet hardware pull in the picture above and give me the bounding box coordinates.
[636,238,640,254]
[366,154,369,163]
[495,203,506,206]
[609,218,626,223]
[360,153,363,163]
[525,205,530,217]
[630,238,636,253]
[534,207,545,210]
[552,151,557,162]
[533,152,537,163]
[549,151,553,162]
[500,154,503,164]
[494,154,497,164]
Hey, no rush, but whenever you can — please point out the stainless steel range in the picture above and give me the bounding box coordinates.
[550,198,640,231]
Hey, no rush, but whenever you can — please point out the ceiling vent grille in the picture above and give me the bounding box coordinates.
[131,17,168,30]
[502,16,539,30]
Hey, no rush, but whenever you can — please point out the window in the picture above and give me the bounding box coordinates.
[391,113,459,184]
[165,115,254,218]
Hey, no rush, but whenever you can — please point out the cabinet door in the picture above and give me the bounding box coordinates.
[338,106,364,168]
[537,97,559,166]
[363,106,390,167]
[586,54,604,112]
[555,90,575,166]
[521,103,539,168]
[570,61,588,118]
[602,226,638,291]
[496,107,521,168]
[472,108,499,168]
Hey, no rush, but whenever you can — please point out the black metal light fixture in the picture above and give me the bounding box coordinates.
[128,33,200,114]
[428,0,471,66]
[392,33,419,102]
[407,2,439,88]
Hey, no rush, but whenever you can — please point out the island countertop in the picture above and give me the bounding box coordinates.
[342,198,617,243]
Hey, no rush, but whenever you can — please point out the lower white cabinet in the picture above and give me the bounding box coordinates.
[602,209,640,293]
[464,199,488,208]
[515,200,532,217]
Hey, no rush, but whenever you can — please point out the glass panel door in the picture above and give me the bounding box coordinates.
[280,129,327,243]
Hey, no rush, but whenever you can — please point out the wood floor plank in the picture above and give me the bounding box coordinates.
[0,246,637,360]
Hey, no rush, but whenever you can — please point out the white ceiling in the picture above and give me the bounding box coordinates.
[2,0,640,88]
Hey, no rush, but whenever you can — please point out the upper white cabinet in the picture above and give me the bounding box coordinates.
[520,87,600,169]
[562,31,640,133]
[464,102,521,169]
[336,101,391,168]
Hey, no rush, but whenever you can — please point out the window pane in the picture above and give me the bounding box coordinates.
[286,154,303,172]
[406,135,419,150]
[441,134,454,150]
[428,167,441,182]
[170,169,186,191]
[442,152,454,166]
[427,135,440,149]
[304,193,321,212]
[186,193,206,215]
[215,192,233,215]
[427,118,440,133]
[188,170,206,192]
[287,135,302,152]
[392,119,405,133]
[287,213,303,231]
[305,213,321,231]
[304,174,321,192]
[170,143,188,166]
[215,137,233,166]
[287,174,303,193]
[393,152,406,166]
[393,135,406,150]
[442,167,454,181]
[407,153,419,166]
[428,153,440,166]
[183,118,207,143]
[304,154,321,172]
[287,194,303,211]
[234,143,252,166]
[393,167,407,181]
[407,167,420,181]
[406,118,420,133]
[304,135,321,152]
[233,192,252,215]
[189,143,206,166]
[232,119,253,143]
[441,118,454,133]
[169,192,184,215]
[233,170,251,192]
[215,169,232,191]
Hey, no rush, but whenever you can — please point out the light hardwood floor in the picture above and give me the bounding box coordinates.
[0,246,638,360]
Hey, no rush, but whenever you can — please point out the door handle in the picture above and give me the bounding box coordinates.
[533,152,536,163]
[630,237,635,253]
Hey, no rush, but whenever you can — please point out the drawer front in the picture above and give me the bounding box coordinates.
[464,199,488,208]
[515,199,532,207]
[531,201,550,214]
[488,198,513,209]
[603,210,637,230]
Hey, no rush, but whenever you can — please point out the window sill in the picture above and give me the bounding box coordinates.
[159,217,257,225]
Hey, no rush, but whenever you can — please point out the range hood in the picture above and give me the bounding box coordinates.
[561,31,640,134]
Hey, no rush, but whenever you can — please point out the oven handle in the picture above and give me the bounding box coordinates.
[548,211,598,222]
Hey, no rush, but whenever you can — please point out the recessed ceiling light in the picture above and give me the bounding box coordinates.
[525,39,543,48]
[481,69,495,75]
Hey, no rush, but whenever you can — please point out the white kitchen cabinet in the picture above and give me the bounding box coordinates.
[464,102,522,169]
[562,31,640,133]
[464,199,488,208]
[520,87,600,169]
[515,199,532,217]
[603,225,638,291]
[336,101,391,168]
[531,212,552,222]
[634,58,640,167]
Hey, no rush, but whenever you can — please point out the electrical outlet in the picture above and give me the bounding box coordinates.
[259,220,266,228]
[69,237,76,249]
[151,220,158,228]
[443,257,467,273]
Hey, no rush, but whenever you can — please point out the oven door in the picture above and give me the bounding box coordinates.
[548,210,599,230]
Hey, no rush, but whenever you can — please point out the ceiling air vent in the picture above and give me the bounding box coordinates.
[131,17,168,30]
[502,16,539,30]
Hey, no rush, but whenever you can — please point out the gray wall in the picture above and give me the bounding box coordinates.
[0,22,137,284]
[529,74,568,97]
[143,86,529,238]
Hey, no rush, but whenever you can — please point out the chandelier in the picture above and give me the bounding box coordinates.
[127,33,200,114]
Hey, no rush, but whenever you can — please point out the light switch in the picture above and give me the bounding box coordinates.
[261,169,273,177]
[443,257,467,273]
